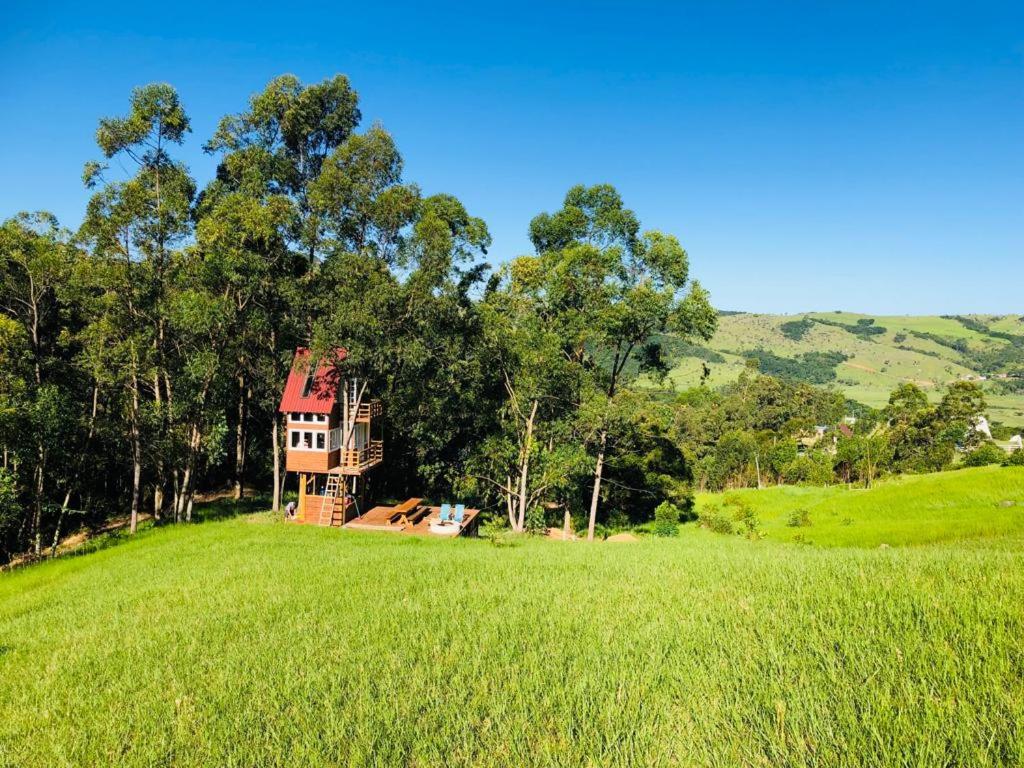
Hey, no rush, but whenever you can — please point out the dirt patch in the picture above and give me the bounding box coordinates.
[606,532,639,543]
[842,361,878,374]
[546,527,578,541]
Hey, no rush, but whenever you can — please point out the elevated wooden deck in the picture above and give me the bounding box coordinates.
[343,500,480,537]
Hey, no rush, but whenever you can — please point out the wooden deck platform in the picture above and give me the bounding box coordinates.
[343,500,480,537]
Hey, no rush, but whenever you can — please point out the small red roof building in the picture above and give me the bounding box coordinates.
[278,348,346,414]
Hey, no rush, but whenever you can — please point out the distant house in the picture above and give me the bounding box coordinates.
[973,416,993,440]
[837,423,854,438]
[1010,435,1023,453]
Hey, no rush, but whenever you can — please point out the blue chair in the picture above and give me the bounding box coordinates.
[439,503,451,522]
[454,504,465,524]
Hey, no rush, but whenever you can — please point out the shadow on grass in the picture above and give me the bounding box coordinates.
[189,495,271,523]
[5,494,276,572]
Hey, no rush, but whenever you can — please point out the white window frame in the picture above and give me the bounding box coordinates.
[290,412,327,423]
[288,429,327,451]
[329,427,341,451]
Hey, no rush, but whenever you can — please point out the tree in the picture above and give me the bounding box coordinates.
[471,257,584,532]
[0,213,80,554]
[80,83,195,531]
[524,185,716,540]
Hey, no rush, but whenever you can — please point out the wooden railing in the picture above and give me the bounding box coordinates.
[353,400,383,421]
[340,439,384,470]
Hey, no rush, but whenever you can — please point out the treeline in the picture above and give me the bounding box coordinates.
[0,75,718,560]
[675,372,1009,492]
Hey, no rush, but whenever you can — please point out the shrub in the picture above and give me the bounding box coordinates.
[724,495,762,540]
[783,452,834,486]
[698,504,734,535]
[525,505,547,534]
[787,508,812,527]
[1004,449,1024,467]
[963,443,1007,467]
[653,501,681,537]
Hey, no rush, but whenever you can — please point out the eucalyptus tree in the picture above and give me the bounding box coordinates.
[471,256,587,533]
[80,83,195,530]
[526,185,717,539]
[204,74,361,509]
[308,191,494,498]
[0,213,79,553]
[205,73,361,266]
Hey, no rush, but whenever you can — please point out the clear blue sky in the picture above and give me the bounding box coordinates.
[2,1,1021,314]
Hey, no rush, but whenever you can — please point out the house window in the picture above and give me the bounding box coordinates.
[301,369,316,398]
[303,413,314,422]
[288,429,327,451]
[314,414,327,423]
[291,412,302,422]
[329,428,341,451]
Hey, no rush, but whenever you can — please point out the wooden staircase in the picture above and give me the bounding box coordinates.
[318,474,345,527]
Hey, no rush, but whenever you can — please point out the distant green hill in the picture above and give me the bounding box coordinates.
[653,312,1024,428]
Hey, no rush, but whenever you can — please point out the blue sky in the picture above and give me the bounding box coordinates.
[1,1,1021,313]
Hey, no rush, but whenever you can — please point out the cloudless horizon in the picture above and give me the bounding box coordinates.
[2,1,1021,314]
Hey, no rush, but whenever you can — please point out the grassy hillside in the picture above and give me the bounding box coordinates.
[696,465,1024,547]
[3,473,1024,767]
[656,312,1024,427]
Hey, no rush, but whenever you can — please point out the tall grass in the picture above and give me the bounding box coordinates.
[1,509,1023,766]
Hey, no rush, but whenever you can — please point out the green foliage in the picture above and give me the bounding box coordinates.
[1004,450,1024,467]
[812,315,887,339]
[698,503,734,534]
[652,501,680,536]
[723,494,762,540]
[963,443,1007,467]
[742,349,849,385]
[782,451,833,486]
[786,508,812,527]
[779,316,815,341]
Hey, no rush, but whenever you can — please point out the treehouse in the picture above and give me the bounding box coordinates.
[279,348,383,526]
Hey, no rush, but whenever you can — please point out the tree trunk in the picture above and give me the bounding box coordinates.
[587,429,607,542]
[50,489,72,557]
[516,400,538,533]
[505,475,517,531]
[233,373,248,500]
[129,367,142,535]
[32,446,44,556]
[271,412,282,513]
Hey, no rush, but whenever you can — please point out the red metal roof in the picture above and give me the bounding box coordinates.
[278,348,346,414]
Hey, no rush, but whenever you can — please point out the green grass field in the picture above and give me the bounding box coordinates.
[655,312,1024,427]
[696,465,1024,547]
[2,467,1024,766]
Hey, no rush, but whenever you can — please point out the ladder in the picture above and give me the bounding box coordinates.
[319,474,342,527]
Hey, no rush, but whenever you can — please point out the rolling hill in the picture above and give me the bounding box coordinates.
[655,312,1024,428]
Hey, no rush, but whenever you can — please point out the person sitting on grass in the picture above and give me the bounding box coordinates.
[285,501,296,520]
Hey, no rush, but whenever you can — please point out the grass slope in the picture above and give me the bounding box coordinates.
[2,484,1024,766]
[696,465,1024,547]
[657,312,1024,426]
